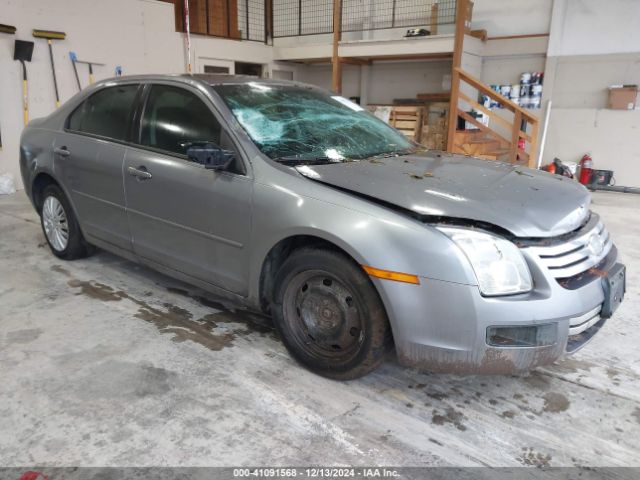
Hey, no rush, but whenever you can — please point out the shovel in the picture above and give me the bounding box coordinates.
[14,40,35,126]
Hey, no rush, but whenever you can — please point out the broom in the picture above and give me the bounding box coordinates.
[0,24,18,149]
[0,24,16,34]
[32,29,66,108]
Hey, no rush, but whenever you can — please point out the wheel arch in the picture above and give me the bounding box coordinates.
[257,233,370,315]
[31,172,62,213]
[31,171,86,239]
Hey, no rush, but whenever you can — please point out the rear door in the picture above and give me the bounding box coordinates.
[55,84,140,251]
[123,83,253,295]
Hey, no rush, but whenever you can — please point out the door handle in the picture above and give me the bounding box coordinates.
[127,166,152,180]
[54,146,71,157]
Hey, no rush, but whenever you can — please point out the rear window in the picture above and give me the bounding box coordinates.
[67,85,139,141]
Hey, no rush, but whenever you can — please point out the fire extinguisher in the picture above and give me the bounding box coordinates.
[579,154,593,185]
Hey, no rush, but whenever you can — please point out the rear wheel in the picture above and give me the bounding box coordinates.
[272,248,391,380]
[40,184,93,260]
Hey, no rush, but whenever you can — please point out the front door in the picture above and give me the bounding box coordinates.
[54,83,140,251]
[123,83,253,295]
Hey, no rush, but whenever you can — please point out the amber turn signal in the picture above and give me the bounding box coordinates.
[362,265,420,284]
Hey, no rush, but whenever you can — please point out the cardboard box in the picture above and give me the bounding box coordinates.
[608,85,638,110]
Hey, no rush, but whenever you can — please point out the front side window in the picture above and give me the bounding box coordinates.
[67,85,138,141]
[212,83,416,162]
[140,85,222,156]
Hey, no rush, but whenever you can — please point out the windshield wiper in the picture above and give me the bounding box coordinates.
[276,155,339,166]
[367,148,422,160]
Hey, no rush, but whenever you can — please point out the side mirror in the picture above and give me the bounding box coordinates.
[185,142,234,171]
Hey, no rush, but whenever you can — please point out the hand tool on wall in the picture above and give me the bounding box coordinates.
[69,51,82,91]
[0,23,16,34]
[32,29,66,108]
[0,24,18,149]
[14,40,35,126]
[0,23,16,150]
[70,51,105,88]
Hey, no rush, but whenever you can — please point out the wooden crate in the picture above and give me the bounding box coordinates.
[420,102,449,150]
[389,106,423,141]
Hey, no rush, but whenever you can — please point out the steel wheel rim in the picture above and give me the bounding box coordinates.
[283,270,365,361]
[42,196,69,252]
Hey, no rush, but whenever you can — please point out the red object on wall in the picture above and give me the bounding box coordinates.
[579,153,593,185]
[19,472,48,480]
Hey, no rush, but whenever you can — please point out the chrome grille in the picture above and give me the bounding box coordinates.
[525,215,613,279]
[568,306,602,336]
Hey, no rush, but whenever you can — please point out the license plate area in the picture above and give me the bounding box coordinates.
[601,263,626,318]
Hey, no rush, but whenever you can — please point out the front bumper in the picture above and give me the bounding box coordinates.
[375,246,623,374]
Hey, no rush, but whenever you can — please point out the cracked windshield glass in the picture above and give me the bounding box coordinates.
[213,83,417,164]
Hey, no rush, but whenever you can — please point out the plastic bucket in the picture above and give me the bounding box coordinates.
[592,169,614,186]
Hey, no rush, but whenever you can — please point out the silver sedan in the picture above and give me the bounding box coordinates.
[20,75,625,379]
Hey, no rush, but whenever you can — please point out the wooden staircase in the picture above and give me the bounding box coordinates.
[453,131,510,161]
[447,68,540,168]
[445,0,540,168]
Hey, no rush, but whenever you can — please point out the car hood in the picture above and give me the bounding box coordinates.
[295,151,591,238]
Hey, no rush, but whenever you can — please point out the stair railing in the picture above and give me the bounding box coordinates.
[447,67,540,167]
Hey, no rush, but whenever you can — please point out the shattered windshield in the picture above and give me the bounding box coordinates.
[212,83,416,162]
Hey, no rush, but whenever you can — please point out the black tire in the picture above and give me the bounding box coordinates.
[40,184,93,260]
[272,248,391,380]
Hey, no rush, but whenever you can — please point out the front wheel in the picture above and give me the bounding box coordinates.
[40,184,93,260]
[272,248,391,380]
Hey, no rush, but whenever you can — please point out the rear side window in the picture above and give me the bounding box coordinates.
[67,85,138,141]
[140,85,222,156]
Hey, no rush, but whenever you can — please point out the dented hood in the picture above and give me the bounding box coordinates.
[296,152,591,238]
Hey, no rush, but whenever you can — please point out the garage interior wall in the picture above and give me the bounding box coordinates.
[296,60,453,105]
[281,0,555,105]
[2,0,639,189]
[0,0,276,190]
[541,0,640,186]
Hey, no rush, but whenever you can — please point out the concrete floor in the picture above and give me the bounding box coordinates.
[0,190,639,467]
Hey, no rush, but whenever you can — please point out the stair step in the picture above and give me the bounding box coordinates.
[485,148,512,156]
[466,138,499,145]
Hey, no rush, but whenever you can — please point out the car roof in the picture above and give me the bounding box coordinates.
[94,73,304,89]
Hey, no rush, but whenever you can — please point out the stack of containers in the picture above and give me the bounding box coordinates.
[490,73,544,109]
[509,82,521,105]
[518,72,544,109]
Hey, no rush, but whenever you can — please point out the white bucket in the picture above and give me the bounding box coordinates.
[531,84,543,96]
[530,96,541,109]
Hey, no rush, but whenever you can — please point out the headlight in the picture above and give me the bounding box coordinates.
[437,227,533,296]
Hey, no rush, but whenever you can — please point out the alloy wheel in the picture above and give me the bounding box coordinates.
[42,196,69,252]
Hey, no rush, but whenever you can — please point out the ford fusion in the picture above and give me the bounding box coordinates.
[20,75,625,379]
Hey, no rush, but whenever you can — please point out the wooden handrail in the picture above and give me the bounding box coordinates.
[454,67,538,123]
[445,0,538,168]
[458,90,512,132]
